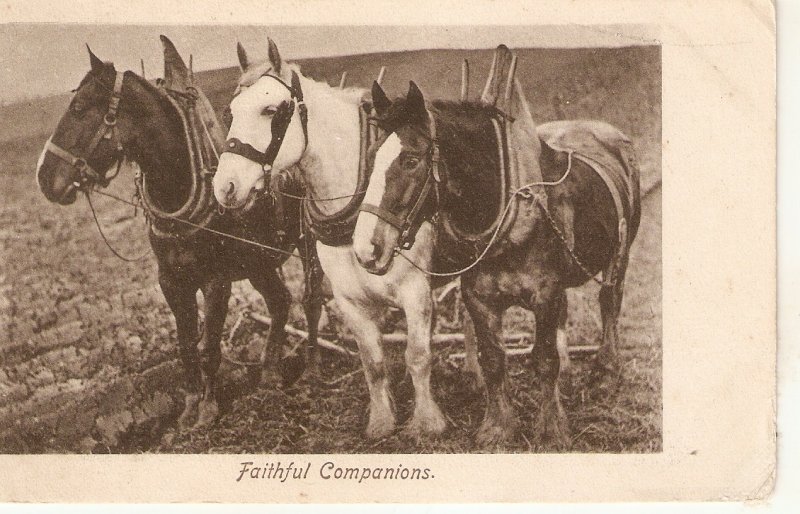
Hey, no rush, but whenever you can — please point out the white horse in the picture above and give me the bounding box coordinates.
[212,39,447,439]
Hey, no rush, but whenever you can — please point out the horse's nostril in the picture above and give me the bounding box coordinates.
[371,242,382,260]
[227,181,235,196]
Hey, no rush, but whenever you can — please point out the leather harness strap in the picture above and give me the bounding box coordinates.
[302,101,374,247]
[358,110,444,250]
[222,71,307,172]
[359,203,408,232]
[45,71,125,188]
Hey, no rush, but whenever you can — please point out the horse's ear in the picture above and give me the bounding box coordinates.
[87,45,104,72]
[236,41,249,71]
[267,37,282,74]
[407,81,426,118]
[160,35,190,91]
[372,81,391,115]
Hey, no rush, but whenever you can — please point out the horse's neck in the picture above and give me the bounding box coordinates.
[127,84,193,209]
[297,76,362,215]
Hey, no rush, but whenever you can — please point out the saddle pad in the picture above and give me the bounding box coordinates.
[537,120,639,232]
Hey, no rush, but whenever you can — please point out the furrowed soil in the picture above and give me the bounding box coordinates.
[0,46,660,453]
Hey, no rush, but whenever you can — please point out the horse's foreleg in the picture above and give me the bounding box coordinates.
[462,314,486,392]
[399,278,446,437]
[249,269,292,386]
[297,236,325,374]
[159,272,201,430]
[195,276,231,427]
[337,296,395,439]
[531,295,571,449]
[462,275,516,446]
[556,290,570,372]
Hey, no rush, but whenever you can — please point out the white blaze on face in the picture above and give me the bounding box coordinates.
[213,81,278,208]
[353,133,402,263]
[35,137,51,192]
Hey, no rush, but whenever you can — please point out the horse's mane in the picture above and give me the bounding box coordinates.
[376,97,502,232]
[429,100,503,233]
[238,61,366,105]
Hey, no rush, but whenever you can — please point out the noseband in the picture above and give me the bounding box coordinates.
[223,70,308,177]
[359,115,443,250]
[45,72,125,189]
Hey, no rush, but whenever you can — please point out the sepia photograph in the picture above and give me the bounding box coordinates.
[1,23,661,455]
[0,0,775,504]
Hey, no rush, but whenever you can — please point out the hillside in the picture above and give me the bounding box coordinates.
[1,46,660,188]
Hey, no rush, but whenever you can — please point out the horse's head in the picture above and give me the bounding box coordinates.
[213,38,308,211]
[353,81,436,275]
[36,47,135,205]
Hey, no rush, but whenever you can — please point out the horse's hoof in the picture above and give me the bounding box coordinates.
[194,399,219,428]
[531,401,571,450]
[591,348,620,378]
[366,412,397,440]
[588,356,622,395]
[475,419,516,448]
[260,366,282,388]
[279,351,306,388]
[405,405,448,438]
[177,392,201,431]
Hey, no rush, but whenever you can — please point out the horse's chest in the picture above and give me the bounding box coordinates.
[317,244,403,305]
[474,252,562,309]
[161,243,201,272]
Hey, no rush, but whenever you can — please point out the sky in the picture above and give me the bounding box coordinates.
[0,24,657,103]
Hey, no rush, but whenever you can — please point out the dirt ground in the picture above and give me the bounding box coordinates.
[0,46,660,453]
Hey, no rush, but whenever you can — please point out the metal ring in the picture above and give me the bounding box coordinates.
[104,113,117,125]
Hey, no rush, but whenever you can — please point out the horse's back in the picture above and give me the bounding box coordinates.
[537,120,642,245]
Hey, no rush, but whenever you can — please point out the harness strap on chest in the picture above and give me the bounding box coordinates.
[303,100,373,246]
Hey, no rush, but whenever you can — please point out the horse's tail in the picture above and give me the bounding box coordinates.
[603,136,642,245]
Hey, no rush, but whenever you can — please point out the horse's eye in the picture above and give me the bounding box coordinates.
[262,106,278,116]
[70,103,86,118]
[402,155,420,170]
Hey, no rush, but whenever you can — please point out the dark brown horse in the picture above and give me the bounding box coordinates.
[35,38,323,429]
[354,79,641,447]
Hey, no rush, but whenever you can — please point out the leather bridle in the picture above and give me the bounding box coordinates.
[45,71,125,191]
[359,114,444,250]
[222,70,308,179]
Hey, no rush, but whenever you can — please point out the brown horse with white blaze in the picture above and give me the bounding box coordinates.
[35,38,324,430]
[354,80,641,447]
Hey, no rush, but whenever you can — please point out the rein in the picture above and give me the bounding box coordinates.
[84,189,151,262]
[393,150,601,281]
[89,187,301,260]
